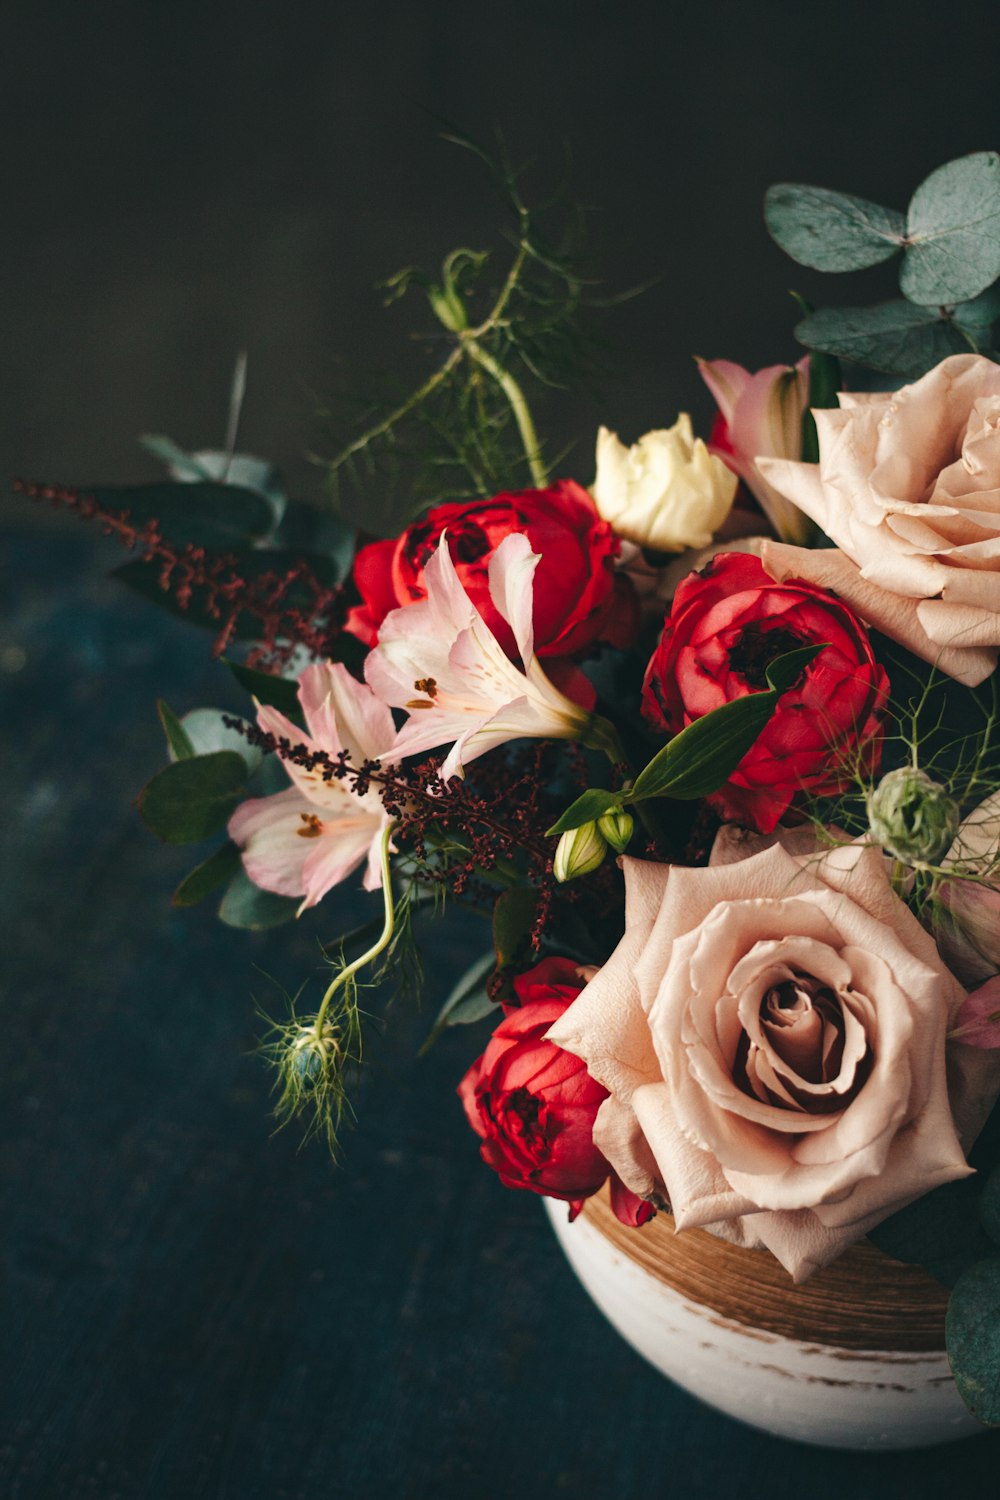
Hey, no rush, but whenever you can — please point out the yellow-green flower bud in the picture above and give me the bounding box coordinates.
[867,767,960,866]
[553,821,608,883]
[598,807,634,854]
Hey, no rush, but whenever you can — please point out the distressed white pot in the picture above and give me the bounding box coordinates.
[546,1189,981,1450]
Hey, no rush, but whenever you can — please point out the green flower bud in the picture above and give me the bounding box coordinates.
[867,767,960,866]
[553,821,608,883]
[598,807,635,853]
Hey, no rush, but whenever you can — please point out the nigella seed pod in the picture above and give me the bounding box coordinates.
[867,767,960,866]
[598,807,634,854]
[553,822,608,884]
[289,1026,337,1086]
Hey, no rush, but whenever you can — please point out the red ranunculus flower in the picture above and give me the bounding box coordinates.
[347,482,637,706]
[459,957,654,1226]
[642,551,889,833]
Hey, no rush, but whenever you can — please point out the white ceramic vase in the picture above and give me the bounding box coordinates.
[546,1188,981,1451]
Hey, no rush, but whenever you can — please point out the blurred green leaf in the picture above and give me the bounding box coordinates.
[420,951,497,1053]
[493,887,539,968]
[172,843,242,908]
[947,1256,1000,1425]
[175,708,261,775]
[225,659,302,717]
[218,869,299,929]
[90,481,275,548]
[868,1175,995,1287]
[139,751,247,844]
[157,698,196,761]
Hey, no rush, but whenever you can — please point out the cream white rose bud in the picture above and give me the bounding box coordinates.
[592,415,737,553]
[553,821,608,883]
[867,767,960,867]
[598,807,634,854]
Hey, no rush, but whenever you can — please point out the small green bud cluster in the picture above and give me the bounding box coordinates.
[554,807,634,883]
[867,767,960,866]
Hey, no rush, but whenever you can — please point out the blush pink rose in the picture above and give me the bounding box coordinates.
[757,354,1000,687]
[546,828,996,1281]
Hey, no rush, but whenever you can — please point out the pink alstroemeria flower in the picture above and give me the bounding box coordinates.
[228,662,395,910]
[698,356,814,545]
[365,532,591,780]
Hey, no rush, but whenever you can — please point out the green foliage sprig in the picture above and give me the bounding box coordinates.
[766,151,1000,378]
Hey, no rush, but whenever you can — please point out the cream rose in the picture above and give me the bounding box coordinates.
[757,354,1000,687]
[547,829,990,1281]
[592,414,737,553]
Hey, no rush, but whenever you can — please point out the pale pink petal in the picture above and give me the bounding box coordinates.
[697,358,753,427]
[228,786,314,897]
[299,821,383,908]
[487,532,540,666]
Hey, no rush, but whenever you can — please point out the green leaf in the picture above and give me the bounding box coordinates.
[868,1175,995,1287]
[138,751,247,844]
[270,497,357,584]
[765,183,905,272]
[902,151,1000,306]
[764,642,827,693]
[157,698,196,761]
[795,300,977,379]
[218,869,298,929]
[90,481,276,548]
[420,951,497,1053]
[493,887,539,969]
[225,659,302,717]
[953,284,1000,341]
[947,1256,1000,1425]
[630,644,825,803]
[172,843,242,907]
[176,708,262,775]
[546,789,622,838]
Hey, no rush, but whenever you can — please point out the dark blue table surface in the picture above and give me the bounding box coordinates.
[3,530,999,1499]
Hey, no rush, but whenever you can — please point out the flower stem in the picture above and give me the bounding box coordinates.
[314,823,396,1039]
[464,340,548,488]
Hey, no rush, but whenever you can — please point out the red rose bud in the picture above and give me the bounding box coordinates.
[459,958,654,1224]
[347,482,638,708]
[642,551,889,833]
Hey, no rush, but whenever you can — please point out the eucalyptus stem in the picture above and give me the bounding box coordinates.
[313,823,396,1039]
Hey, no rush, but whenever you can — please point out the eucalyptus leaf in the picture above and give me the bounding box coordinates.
[546,788,622,838]
[270,498,357,584]
[157,698,196,761]
[795,301,977,378]
[946,1256,1000,1425]
[630,644,825,803]
[420,951,497,1053]
[172,843,242,908]
[218,869,299,929]
[902,151,1000,306]
[177,708,262,775]
[139,751,247,845]
[765,183,904,272]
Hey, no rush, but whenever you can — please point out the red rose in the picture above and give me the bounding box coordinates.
[642,551,889,833]
[347,482,637,704]
[459,957,654,1226]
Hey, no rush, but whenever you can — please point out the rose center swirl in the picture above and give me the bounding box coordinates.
[733,968,871,1115]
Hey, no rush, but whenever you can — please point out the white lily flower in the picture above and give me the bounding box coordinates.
[365,532,592,779]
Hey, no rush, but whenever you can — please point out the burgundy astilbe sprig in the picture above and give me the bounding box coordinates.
[226,716,620,951]
[14,480,344,668]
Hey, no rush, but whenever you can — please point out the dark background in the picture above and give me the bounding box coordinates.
[4,4,1000,1497]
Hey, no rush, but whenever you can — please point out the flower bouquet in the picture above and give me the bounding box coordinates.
[21,144,1000,1448]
